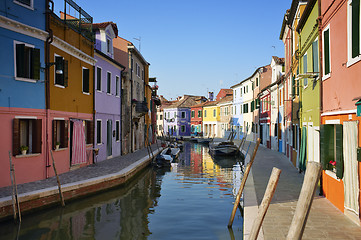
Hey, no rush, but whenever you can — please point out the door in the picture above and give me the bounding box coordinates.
[343,121,359,216]
[107,119,112,157]
[313,126,320,163]
[307,123,314,162]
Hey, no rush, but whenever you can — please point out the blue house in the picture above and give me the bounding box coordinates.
[0,0,47,187]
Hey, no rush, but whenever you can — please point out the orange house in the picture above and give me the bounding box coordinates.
[320,0,361,225]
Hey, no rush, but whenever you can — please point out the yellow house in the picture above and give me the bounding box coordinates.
[46,7,96,173]
[203,101,220,137]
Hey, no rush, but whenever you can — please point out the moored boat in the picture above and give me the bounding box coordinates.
[209,141,239,156]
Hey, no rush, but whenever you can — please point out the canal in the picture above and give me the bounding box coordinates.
[0,142,244,240]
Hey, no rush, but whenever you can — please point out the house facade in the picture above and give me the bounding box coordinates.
[231,83,244,140]
[190,103,204,136]
[0,0,46,187]
[319,0,361,223]
[93,22,123,161]
[203,101,219,138]
[258,65,272,148]
[217,96,233,138]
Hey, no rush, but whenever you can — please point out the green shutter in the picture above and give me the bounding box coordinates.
[320,124,334,170]
[32,119,42,154]
[292,76,295,96]
[16,44,25,78]
[13,119,20,156]
[298,127,307,172]
[324,29,330,75]
[352,0,360,58]
[335,124,344,179]
[31,48,40,80]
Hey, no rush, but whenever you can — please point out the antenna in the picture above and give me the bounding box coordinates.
[133,37,141,52]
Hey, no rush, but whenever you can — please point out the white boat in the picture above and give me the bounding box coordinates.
[155,147,180,167]
[209,141,239,156]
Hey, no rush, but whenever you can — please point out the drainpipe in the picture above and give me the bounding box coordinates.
[45,0,54,178]
[130,51,133,153]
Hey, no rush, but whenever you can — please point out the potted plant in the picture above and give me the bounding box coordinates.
[20,145,28,155]
[55,141,61,150]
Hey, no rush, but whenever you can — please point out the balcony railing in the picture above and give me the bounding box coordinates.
[135,101,148,113]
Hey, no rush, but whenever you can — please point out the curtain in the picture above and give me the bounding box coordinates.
[71,119,87,165]
[343,121,359,215]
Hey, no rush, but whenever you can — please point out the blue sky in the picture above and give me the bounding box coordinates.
[54,0,291,100]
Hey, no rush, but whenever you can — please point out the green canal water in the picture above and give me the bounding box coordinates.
[0,142,244,240]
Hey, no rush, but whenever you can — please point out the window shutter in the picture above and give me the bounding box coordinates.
[63,120,69,148]
[87,120,94,144]
[52,120,57,150]
[312,40,319,73]
[335,124,344,179]
[13,119,20,156]
[31,48,41,80]
[352,0,360,58]
[292,76,295,96]
[320,124,334,170]
[324,29,330,75]
[64,60,68,87]
[16,44,25,78]
[32,119,42,154]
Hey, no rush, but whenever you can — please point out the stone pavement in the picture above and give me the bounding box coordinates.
[237,140,361,240]
[0,143,160,199]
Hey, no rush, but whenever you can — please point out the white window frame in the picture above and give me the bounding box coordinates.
[13,40,37,83]
[96,119,102,145]
[322,24,332,80]
[347,0,361,67]
[82,67,90,95]
[14,0,34,10]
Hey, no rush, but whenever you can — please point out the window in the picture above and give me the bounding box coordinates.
[323,27,331,77]
[160,114,163,120]
[303,54,308,87]
[107,72,111,94]
[115,120,120,141]
[181,125,186,133]
[82,68,90,93]
[142,69,144,80]
[96,120,102,145]
[256,78,259,87]
[14,0,33,9]
[204,110,207,117]
[96,67,102,91]
[198,110,202,118]
[191,110,195,118]
[116,76,120,96]
[107,38,111,53]
[320,124,344,179]
[213,109,216,117]
[52,120,68,149]
[181,112,186,118]
[15,42,40,81]
[136,63,140,77]
[54,55,68,87]
[13,118,42,155]
[84,120,94,145]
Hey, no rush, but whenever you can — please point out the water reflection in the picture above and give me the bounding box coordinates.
[0,142,244,240]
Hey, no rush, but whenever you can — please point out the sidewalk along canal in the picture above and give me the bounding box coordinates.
[0,145,162,221]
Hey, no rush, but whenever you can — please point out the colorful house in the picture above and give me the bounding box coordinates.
[156,96,172,137]
[319,0,361,224]
[217,95,233,138]
[48,3,96,173]
[296,0,321,172]
[190,102,205,136]
[230,82,244,140]
[203,101,220,138]
[163,95,202,137]
[0,0,46,187]
[93,22,124,161]
[258,65,272,148]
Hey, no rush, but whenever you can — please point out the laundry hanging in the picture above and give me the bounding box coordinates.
[71,119,87,165]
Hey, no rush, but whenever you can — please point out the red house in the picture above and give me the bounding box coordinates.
[190,102,206,136]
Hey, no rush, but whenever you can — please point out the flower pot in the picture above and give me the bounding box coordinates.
[21,150,27,155]
[55,145,60,150]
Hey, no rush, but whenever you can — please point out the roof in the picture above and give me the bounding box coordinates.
[163,95,202,109]
[92,22,118,36]
[231,65,269,89]
[217,95,233,104]
[272,56,285,65]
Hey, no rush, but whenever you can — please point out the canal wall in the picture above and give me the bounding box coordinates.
[0,147,162,221]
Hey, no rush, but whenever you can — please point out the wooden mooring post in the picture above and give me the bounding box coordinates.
[286,162,322,240]
[248,167,282,240]
[8,151,21,222]
[50,150,65,207]
[228,138,261,228]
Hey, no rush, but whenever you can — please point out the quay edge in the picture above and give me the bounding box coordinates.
[0,148,162,222]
